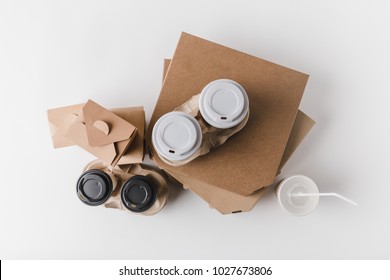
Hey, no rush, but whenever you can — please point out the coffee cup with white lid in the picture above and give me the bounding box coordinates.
[199,79,249,129]
[152,111,203,164]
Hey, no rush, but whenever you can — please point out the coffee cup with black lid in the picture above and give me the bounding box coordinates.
[77,169,114,207]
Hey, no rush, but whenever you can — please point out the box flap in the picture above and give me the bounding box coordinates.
[168,169,268,214]
[47,103,84,148]
[114,107,146,165]
[83,99,137,147]
[279,110,315,168]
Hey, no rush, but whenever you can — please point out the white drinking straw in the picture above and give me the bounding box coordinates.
[291,192,358,206]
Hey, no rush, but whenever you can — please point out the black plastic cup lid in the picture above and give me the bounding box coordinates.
[121,175,157,212]
[76,169,113,206]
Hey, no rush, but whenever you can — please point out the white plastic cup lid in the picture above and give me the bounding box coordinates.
[276,175,319,216]
[199,79,249,129]
[152,111,202,162]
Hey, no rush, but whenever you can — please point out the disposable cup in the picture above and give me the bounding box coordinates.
[276,175,319,216]
[199,79,249,129]
[152,111,202,162]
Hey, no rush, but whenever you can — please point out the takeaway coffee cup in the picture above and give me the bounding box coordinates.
[76,160,169,215]
[276,175,319,216]
[152,79,249,165]
[152,111,203,163]
[199,79,249,129]
[76,169,114,206]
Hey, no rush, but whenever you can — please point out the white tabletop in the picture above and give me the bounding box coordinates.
[1,0,389,259]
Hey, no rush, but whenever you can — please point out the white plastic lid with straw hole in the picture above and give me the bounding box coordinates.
[276,175,320,216]
[152,111,202,162]
[199,79,249,129]
[276,175,358,216]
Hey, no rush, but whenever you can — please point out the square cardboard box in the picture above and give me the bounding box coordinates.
[161,59,315,214]
[147,32,310,196]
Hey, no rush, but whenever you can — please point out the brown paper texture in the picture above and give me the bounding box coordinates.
[82,99,136,147]
[167,110,315,214]
[147,32,310,196]
[47,103,84,148]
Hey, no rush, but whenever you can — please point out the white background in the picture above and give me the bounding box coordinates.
[1,0,389,259]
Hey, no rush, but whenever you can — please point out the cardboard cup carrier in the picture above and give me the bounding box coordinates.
[77,160,169,215]
[152,79,249,166]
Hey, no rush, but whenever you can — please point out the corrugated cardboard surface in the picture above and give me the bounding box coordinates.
[154,59,315,214]
[147,32,309,196]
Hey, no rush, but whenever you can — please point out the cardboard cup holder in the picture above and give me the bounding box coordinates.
[152,79,250,166]
[77,160,170,216]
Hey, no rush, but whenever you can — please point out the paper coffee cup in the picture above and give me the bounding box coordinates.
[121,175,157,213]
[76,169,113,206]
[276,175,319,216]
[152,111,202,162]
[199,79,249,129]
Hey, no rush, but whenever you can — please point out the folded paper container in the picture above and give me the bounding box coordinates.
[48,100,146,165]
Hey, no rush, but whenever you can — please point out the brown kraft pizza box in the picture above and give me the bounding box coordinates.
[154,58,314,214]
[147,32,310,197]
